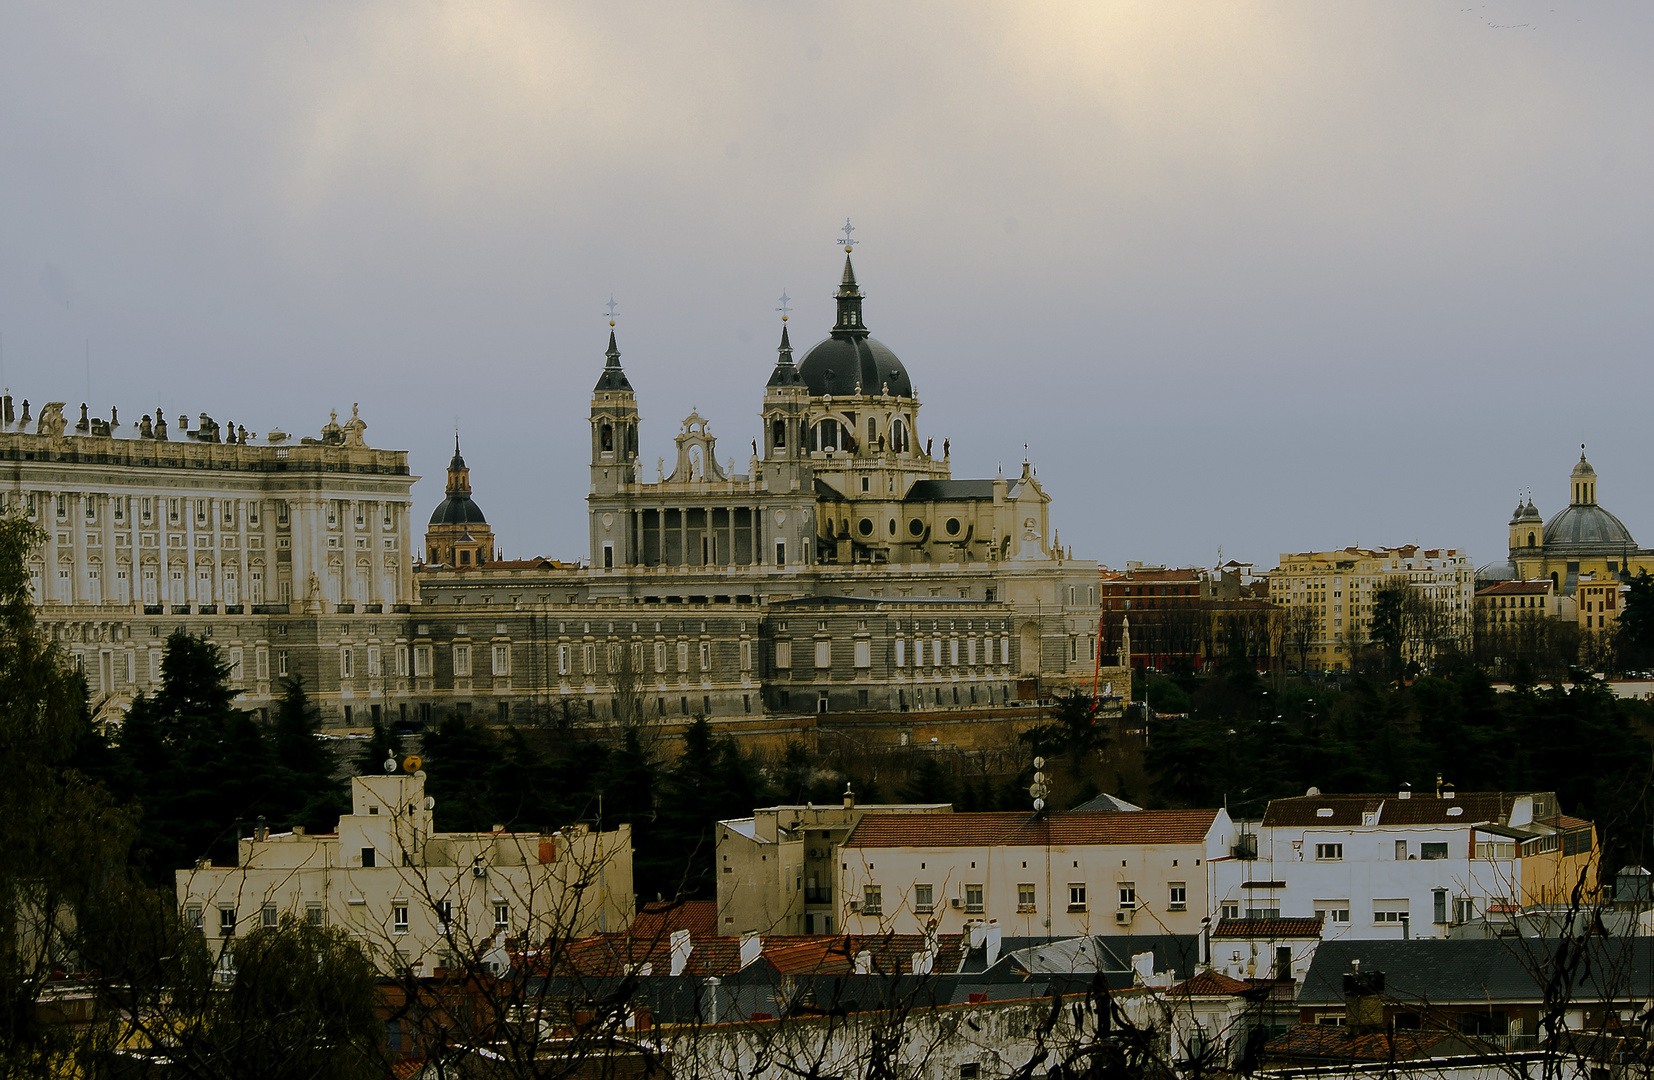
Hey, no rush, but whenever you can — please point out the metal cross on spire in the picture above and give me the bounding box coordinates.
[605,295,619,324]
[776,290,792,321]
[839,218,858,253]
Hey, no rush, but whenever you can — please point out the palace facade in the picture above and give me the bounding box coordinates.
[8,248,1105,728]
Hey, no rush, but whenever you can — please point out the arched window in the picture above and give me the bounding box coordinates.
[772,419,786,449]
[867,418,877,444]
[600,423,613,451]
[1528,532,1536,548]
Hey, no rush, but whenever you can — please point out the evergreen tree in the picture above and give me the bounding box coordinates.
[653,718,767,899]
[1617,570,1654,672]
[352,717,405,777]
[0,517,143,1071]
[118,629,277,877]
[270,678,347,833]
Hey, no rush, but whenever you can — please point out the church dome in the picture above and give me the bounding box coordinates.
[794,251,914,398]
[797,335,912,398]
[429,439,488,525]
[1542,450,1631,548]
[428,494,487,526]
[1542,504,1634,548]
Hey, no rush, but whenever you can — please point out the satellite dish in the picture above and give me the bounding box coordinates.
[1306,786,1321,796]
[383,757,397,774]
[1103,682,1112,697]
[423,796,435,811]
[403,754,423,773]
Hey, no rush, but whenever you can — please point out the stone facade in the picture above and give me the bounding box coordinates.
[11,248,1103,728]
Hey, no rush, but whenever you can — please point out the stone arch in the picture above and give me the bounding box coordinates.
[1019,621,1041,676]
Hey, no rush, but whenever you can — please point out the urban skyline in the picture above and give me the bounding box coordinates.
[2,3,1651,570]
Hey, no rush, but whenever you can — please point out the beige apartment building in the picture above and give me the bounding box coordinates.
[837,809,1234,939]
[1272,545,1474,671]
[716,796,951,937]
[176,772,633,975]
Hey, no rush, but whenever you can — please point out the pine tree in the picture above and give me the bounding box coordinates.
[0,517,142,1071]
[270,678,347,833]
[352,717,405,777]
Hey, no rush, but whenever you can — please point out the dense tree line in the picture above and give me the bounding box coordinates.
[1139,650,1654,876]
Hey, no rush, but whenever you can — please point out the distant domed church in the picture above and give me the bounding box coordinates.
[425,437,494,567]
[1495,450,1652,592]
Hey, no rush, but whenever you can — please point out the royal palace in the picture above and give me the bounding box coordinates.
[5,248,1104,731]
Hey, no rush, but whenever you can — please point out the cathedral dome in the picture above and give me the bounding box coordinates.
[797,335,912,398]
[794,251,914,398]
[428,439,488,526]
[428,494,487,526]
[1542,450,1632,548]
[1542,504,1634,548]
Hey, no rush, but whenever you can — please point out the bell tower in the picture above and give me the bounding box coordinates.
[591,325,640,493]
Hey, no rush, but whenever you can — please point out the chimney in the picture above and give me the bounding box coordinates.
[1442,783,1456,800]
[1343,962,1386,1034]
[254,815,267,842]
[1398,785,1412,800]
[670,929,693,976]
[739,932,762,969]
[292,826,305,837]
[843,783,855,810]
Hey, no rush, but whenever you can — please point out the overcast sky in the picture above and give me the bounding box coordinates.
[2,3,1650,570]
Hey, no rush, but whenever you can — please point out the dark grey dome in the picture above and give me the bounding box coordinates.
[429,496,487,526]
[797,335,912,398]
[1543,504,1634,547]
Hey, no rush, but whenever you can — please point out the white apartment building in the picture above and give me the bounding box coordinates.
[1213,790,1597,942]
[176,771,634,975]
[837,809,1235,939]
[717,796,951,938]
[1272,545,1475,671]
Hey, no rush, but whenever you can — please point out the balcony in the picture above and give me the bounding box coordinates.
[804,888,832,905]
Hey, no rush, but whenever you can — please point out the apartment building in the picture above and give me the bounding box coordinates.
[1474,579,1574,627]
[837,808,1235,938]
[1214,789,1597,942]
[1271,545,1474,671]
[716,797,952,937]
[176,771,634,975]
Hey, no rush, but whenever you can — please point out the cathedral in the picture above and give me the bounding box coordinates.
[7,242,1104,731]
[1493,449,1654,591]
[585,249,1059,582]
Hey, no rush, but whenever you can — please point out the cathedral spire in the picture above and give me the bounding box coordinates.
[593,325,634,393]
[446,435,472,498]
[767,320,803,387]
[832,253,868,338]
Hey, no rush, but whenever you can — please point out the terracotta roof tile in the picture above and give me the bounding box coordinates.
[1266,1025,1466,1064]
[627,900,718,941]
[1168,970,1252,996]
[1212,917,1324,939]
[1477,581,1553,596]
[843,810,1219,849]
